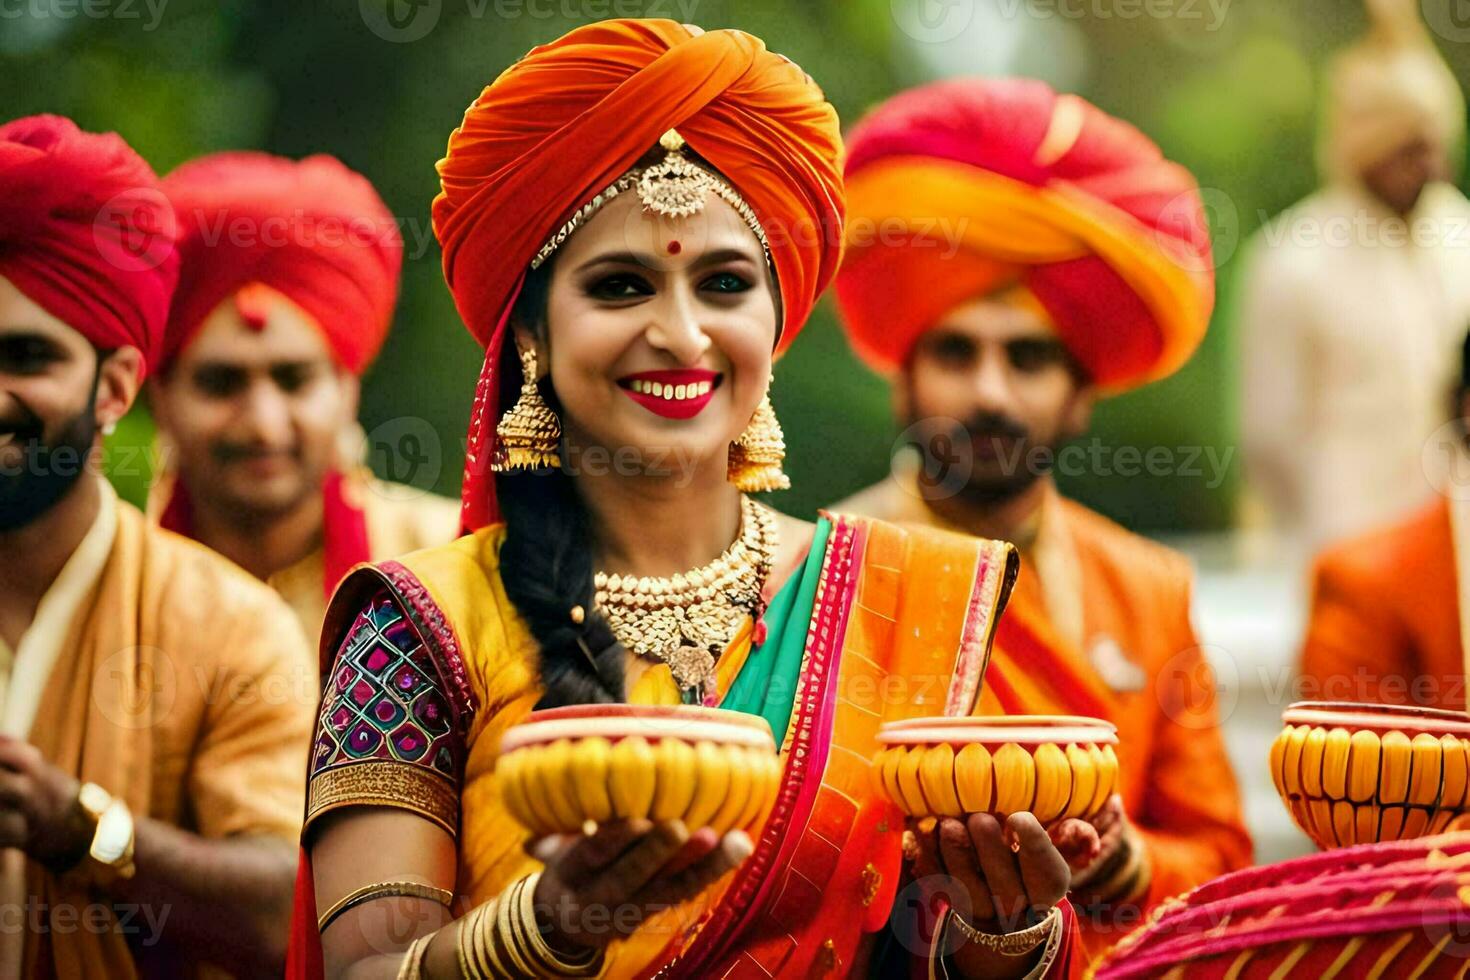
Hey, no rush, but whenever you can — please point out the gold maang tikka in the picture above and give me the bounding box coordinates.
[530,129,771,271]
[492,347,561,472]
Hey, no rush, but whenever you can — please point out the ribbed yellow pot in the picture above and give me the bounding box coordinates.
[872,715,1119,824]
[497,705,780,837]
[1270,701,1470,850]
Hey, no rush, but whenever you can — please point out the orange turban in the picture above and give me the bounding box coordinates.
[433,18,844,530]
[160,151,403,374]
[0,115,179,376]
[837,78,1214,392]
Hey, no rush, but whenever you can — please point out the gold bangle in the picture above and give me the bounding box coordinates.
[498,877,539,977]
[464,905,499,980]
[947,905,1059,956]
[459,899,521,980]
[517,871,603,977]
[455,903,476,979]
[478,899,510,979]
[396,933,433,980]
[318,880,454,933]
[1086,829,1150,907]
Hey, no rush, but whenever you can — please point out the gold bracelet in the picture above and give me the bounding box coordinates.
[318,880,455,933]
[517,871,603,977]
[498,877,540,977]
[396,933,433,980]
[947,905,1059,956]
[459,898,524,979]
[479,898,511,979]
[456,900,493,979]
[455,902,477,978]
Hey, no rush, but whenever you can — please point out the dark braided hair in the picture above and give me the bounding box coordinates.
[496,256,628,708]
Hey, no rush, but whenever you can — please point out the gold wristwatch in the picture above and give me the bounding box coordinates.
[75,783,136,882]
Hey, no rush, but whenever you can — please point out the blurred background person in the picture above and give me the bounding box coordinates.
[1297,327,1470,711]
[0,115,313,979]
[148,153,460,641]
[833,78,1251,956]
[1238,0,1470,552]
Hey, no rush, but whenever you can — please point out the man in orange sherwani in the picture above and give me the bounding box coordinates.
[1298,330,1470,711]
[0,116,316,976]
[149,153,459,642]
[832,79,1252,957]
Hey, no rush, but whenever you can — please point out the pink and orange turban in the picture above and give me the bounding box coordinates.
[836,78,1214,392]
[0,114,179,376]
[161,151,403,374]
[432,18,844,530]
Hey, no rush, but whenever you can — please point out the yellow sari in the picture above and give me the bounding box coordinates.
[289,512,1084,978]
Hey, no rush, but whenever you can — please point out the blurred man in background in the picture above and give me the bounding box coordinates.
[1239,0,1470,551]
[1297,327,1470,711]
[0,115,313,978]
[833,78,1251,956]
[149,153,459,642]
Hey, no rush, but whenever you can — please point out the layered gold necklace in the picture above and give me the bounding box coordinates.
[594,495,777,704]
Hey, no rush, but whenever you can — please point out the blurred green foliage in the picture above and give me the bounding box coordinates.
[8,0,1465,529]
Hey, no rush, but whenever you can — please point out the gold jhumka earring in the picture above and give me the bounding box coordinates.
[727,394,789,492]
[492,347,561,472]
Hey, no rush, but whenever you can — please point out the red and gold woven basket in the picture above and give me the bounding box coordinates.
[1091,833,1470,978]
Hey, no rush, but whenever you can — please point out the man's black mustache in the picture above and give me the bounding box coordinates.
[956,413,1030,443]
[0,413,44,444]
[211,443,300,463]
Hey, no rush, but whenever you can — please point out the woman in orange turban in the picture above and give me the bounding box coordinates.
[290,20,1089,980]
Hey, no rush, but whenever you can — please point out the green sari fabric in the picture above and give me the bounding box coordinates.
[718,517,830,746]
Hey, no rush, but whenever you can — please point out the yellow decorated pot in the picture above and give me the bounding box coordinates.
[497,704,781,838]
[1271,701,1470,850]
[873,715,1119,824]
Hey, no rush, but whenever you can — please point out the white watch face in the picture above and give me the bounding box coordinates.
[91,802,131,865]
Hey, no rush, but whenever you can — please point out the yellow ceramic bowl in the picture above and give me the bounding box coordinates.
[1271,701,1470,850]
[497,704,780,837]
[873,715,1119,824]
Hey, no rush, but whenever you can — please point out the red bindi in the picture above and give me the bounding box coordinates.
[666,240,682,255]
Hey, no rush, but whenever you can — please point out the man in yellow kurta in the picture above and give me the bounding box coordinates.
[1238,0,1470,550]
[148,152,459,642]
[0,115,315,976]
[831,78,1252,956]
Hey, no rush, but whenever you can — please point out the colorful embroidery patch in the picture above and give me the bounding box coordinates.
[312,589,461,780]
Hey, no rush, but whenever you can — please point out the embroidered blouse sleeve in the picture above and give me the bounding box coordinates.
[305,586,469,838]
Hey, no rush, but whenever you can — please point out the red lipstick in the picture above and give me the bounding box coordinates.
[618,369,721,420]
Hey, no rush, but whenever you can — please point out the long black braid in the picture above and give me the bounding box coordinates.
[496,257,628,707]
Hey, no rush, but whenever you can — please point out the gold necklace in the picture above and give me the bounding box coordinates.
[594,496,777,703]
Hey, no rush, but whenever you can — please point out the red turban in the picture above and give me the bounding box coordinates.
[837,78,1214,392]
[432,18,844,530]
[0,114,179,376]
[161,151,403,374]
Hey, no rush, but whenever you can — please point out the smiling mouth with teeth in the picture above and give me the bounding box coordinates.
[626,379,714,401]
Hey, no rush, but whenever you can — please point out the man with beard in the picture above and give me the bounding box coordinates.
[0,115,314,976]
[148,153,459,641]
[832,79,1251,957]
